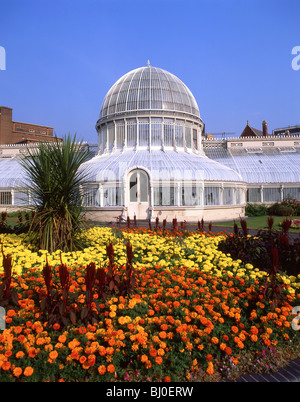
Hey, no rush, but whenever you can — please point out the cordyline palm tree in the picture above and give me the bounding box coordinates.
[20,134,92,253]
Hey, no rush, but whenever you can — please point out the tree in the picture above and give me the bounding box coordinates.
[20,134,92,252]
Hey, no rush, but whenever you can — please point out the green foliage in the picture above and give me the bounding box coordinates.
[245,203,268,217]
[20,135,93,253]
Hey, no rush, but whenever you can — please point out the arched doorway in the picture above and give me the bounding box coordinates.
[127,169,149,220]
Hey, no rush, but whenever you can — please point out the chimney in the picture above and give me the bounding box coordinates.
[262,120,268,137]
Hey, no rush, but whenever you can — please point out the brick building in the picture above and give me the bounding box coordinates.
[240,120,269,138]
[0,106,59,144]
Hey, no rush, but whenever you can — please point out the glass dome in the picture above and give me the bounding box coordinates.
[99,63,201,120]
[96,64,203,155]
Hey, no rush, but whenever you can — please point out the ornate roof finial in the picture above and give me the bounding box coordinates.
[147,59,151,67]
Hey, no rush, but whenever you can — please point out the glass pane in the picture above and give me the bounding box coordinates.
[247,188,260,203]
[283,187,300,200]
[182,185,201,206]
[151,118,162,146]
[175,122,184,147]
[139,171,148,202]
[193,129,198,150]
[205,187,220,205]
[127,119,137,147]
[164,120,174,146]
[0,191,12,205]
[185,126,192,148]
[139,120,149,146]
[116,122,125,149]
[263,188,281,202]
[223,188,233,205]
[130,172,137,202]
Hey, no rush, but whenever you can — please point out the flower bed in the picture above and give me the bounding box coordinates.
[0,227,299,382]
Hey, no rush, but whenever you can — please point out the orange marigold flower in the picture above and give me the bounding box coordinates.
[264,339,271,347]
[206,362,214,376]
[23,367,34,377]
[53,323,60,330]
[98,365,106,375]
[251,334,258,342]
[211,337,219,344]
[13,367,23,377]
[49,350,58,360]
[231,325,239,333]
[159,331,167,339]
[250,326,259,335]
[7,309,16,317]
[13,326,22,335]
[17,334,25,343]
[78,327,86,334]
[88,354,96,366]
[79,356,87,364]
[108,338,116,347]
[106,347,114,355]
[2,361,11,371]
[149,348,157,357]
[58,335,67,343]
[16,351,25,359]
[28,347,39,358]
[145,360,152,369]
[107,364,115,373]
[155,356,163,365]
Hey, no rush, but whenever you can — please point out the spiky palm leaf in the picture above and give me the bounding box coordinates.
[20,134,92,252]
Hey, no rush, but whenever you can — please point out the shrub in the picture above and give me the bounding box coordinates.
[245,203,268,217]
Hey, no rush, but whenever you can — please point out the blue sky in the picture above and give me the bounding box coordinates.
[0,0,299,143]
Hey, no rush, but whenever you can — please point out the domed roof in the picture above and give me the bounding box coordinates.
[99,63,200,120]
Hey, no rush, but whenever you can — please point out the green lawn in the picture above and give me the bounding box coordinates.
[213,215,300,232]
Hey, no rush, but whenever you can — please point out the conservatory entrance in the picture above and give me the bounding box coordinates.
[128,169,149,219]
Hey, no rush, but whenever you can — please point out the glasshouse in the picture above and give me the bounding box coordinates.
[203,136,300,205]
[81,63,246,221]
[0,63,299,222]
